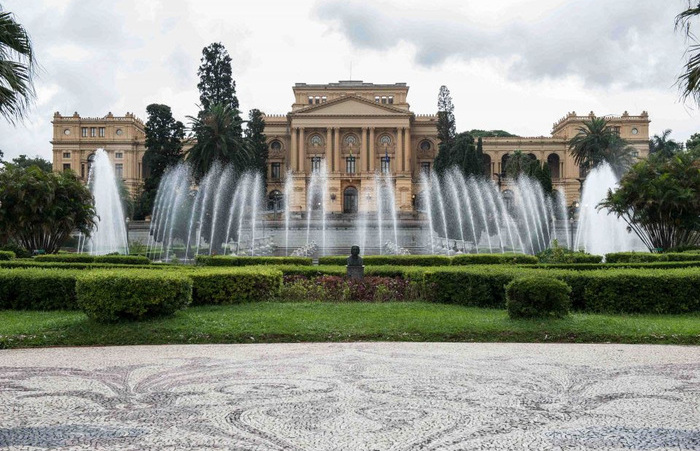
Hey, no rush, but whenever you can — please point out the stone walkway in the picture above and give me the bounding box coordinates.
[0,343,699,450]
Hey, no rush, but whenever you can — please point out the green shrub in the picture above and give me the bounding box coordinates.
[452,253,538,265]
[93,255,150,265]
[605,252,700,263]
[536,240,602,264]
[423,266,520,307]
[0,260,159,270]
[531,261,700,271]
[505,276,571,319]
[0,268,78,310]
[0,251,15,261]
[189,268,282,305]
[195,256,312,266]
[278,275,420,302]
[317,255,452,266]
[76,270,192,322]
[34,254,95,263]
[0,243,32,259]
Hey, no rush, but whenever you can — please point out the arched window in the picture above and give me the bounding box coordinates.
[482,154,492,178]
[527,153,537,161]
[501,154,510,174]
[343,186,358,213]
[267,190,283,212]
[547,153,560,179]
[379,134,392,146]
[310,134,323,147]
[270,140,282,151]
[420,140,432,151]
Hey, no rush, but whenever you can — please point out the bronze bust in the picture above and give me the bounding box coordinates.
[347,245,363,266]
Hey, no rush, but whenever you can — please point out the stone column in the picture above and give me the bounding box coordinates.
[334,127,341,173]
[290,127,297,172]
[404,127,411,173]
[361,127,367,173]
[326,128,333,172]
[396,127,403,174]
[369,127,375,173]
[298,127,305,172]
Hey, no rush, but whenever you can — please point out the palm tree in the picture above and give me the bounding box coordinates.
[568,116,635,176]
[186,103,252,180]
[649,129,682,158]
[0,8,35,123]
[676,2,700,105]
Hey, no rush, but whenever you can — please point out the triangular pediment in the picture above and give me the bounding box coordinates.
[294,95,410,116]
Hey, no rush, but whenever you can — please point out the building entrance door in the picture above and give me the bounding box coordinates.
[343,187,358,213]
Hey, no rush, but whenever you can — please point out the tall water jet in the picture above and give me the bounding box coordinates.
[250,172,262,255]
[556,187,571,249]
[283,170,293,256]
[81,149,129,255]
[419,171,435,254]
[574,163,645,256]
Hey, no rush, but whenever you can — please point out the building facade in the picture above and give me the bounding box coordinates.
[51,81,651,211]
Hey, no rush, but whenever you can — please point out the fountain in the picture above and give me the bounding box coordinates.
[79,148,129,255]
[574,163,646,256]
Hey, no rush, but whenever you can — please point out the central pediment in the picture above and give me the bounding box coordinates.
[293,95,411,117]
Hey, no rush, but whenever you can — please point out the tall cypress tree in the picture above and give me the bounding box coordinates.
[197,42,242,137]
[434,85,457,175]
[246,108,267,185]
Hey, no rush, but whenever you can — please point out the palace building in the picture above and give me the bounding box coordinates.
[51,81,651,212]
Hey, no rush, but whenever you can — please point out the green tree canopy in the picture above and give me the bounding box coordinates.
[197,42,241,137]
[567,116,635,177]
[686,132,700,152]
[433,132,484,178]
[649,129,682,158]
[186,103,251,180]
[436,85,456,148]
[245,108,267,184]
[4,154,52,172]
[0,165,95,253]
[600,149,700,252]
[468,129,518,138]
[0,8,35,123]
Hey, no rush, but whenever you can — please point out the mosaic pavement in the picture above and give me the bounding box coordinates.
[0,343,699,450]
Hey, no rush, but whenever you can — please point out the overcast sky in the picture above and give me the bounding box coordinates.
[0,0,697,161]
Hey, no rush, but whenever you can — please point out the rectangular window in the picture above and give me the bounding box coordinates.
[388,96,394,104]
[315,96,320,104]
[115,152,123,159]
[421,162,431,174]
[81,127,88,137]
[115,163,123,179]
[375,96,380,103]
[90,127,96,137]
[62,152,71,159]
[346,156,356,174]
[62,163,71,172]
[321,96,327,103]
[308,96,313,104]
[271,162,281,180]
[381,156,390,174]
[311,157,322,173]
[81,163,85,178]
[98,127,105,137]
[381,96,387,104]
[611,126,621,136]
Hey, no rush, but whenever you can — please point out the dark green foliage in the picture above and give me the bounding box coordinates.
[0,243,31,258]
[189,268,281,305]
[197,42,240,118]
[196,256,312,266]
[533,261,700,270]
[317,255,451,266]
[433,132,484,177]
[5,155,52,172]
[0,166,95,254]
[649,129,681,158]
[436,85,456,147]
[452,253,538,265]
[246,108,267,186]
[0,260,159,270]
[537,243,602,263]
[506,276,571,319]
[605,252,700,263]
[76,270,192,322]
[279,275,419,302]
[468,129,518,138]
[686,133,700,153]
[34,254,150,265]
[600,150,700,251]
[423,267,516,308]
[0,9,36,123]
[567,116,635,176]
[0,251,15,260]
[675,4,700,106]
[0,269,78,310]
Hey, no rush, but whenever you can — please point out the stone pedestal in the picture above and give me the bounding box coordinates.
[346,265,365,280]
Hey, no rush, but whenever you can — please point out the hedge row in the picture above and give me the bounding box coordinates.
[34,254,151,265]
[0,260,160,270]
[452,253,539,265]
[605,252,700,263]
[0,251,16,261]
[423,266,700,314]
[0,268,79,310]
[317,255,452,266]
[195,256,312,266]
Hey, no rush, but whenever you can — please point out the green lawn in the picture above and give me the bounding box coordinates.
[1,302,699,348]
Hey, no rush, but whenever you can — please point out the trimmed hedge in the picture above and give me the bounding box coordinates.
[0,260,161,270]
[452,253,539,265]
[76,270,192,322]
[528,261,700,271]
[506,276,571,319]
[0,268,78,310]
[195,256,312,266]
[605,252,700,263]
[0,251,16,261]
[34,254,150,265]
[189,268,282,305]
[317,255,452,266]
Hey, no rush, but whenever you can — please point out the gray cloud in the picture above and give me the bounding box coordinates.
[315,0,686,89]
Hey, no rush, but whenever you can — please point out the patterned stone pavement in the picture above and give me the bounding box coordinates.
[0,343,699,450]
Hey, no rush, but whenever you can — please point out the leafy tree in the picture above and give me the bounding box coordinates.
[0,8,35,123]
[676,2,700,105]
[600,149,700,252]
[686,132,700,152]
[0,165,95,253]
[6,154,52,172]
[649,129,681,158]
[0,149,3,161]
[504,150,535,179]
[568,116,636,177]
[245,108,267,185]
[136,104,185,219]
[469,129,518,138]
[436,85,456,147]
[197,42,241,137]
[186,103,251,180]
[434,132,484,177]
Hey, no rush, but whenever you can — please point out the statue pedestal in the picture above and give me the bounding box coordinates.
[346,265,364,280]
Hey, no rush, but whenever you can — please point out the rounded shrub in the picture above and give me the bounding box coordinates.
[76,270,192,322]
[0,251,16,261]
[505,276,571,319]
